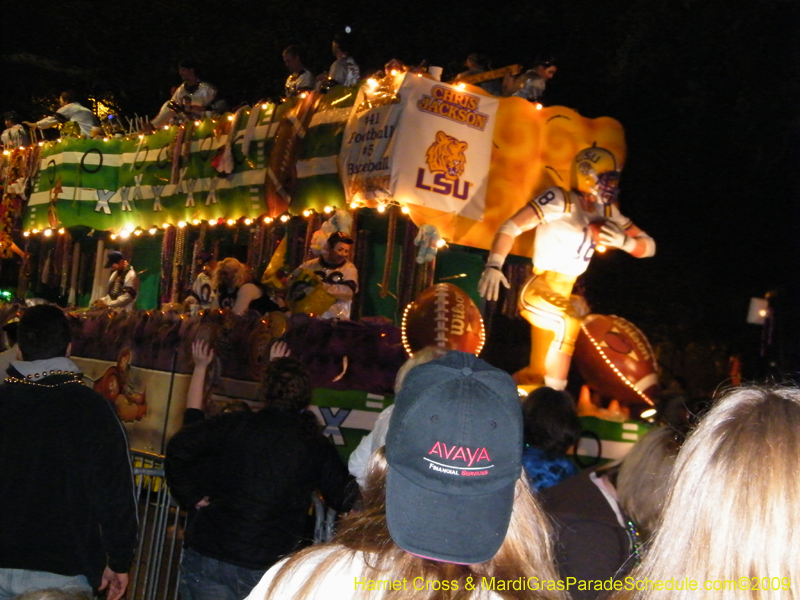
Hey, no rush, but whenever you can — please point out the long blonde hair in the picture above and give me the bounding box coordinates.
[213,257,250,290]
[612,386,800,600]
[615,426,680,540]
[266,449,566,600]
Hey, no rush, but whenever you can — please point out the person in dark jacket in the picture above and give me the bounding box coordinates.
[0,304,137,600]
[521,386,581,491]
[166,340,354,600]
[541,426,680,600]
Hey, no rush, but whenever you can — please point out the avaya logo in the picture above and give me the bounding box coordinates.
[428,441,491,467]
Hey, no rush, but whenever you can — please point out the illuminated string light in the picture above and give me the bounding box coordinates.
[400,292,486,358]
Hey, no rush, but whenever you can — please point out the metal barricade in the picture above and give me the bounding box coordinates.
[129,451,187,600]
[127,451,336,599]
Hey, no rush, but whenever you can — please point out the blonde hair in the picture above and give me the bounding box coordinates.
[213,257,250,290]
[612,386,800,600]
[615,426,680,540]
[394,346,448,393]
[266,449,566,600]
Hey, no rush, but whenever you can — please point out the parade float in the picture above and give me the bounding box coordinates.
[0,70,658,461]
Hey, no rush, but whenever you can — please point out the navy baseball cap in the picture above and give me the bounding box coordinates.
[105,250,124,268]
[385,351,523,564]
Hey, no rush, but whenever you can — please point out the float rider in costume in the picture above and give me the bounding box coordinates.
[94,251,139,313]
[478,144,655,389]
[24,91,100,138]
[283,46,315,98]
[1,112,31,149]
[150,59,217,128]
[296,232,358,320]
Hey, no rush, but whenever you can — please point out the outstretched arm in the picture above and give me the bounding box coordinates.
[478,203,544,301]
[187,340,215,411]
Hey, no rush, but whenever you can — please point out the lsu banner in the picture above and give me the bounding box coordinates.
[390,75,499,221]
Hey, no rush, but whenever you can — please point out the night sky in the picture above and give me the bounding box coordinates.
[4,0,799,386]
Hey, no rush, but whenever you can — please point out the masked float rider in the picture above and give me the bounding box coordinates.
[478,145,655,389]
[296,232,358,320]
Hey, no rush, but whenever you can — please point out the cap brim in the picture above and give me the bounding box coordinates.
[386,464,516,565]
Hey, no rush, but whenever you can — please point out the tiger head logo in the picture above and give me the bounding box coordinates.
[425,131,468,181]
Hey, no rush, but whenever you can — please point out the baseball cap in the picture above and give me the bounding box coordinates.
[105,251,124,268]
[385,350,523,564]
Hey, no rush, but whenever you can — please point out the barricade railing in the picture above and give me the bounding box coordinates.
[127,450,337,600]
[129,451,187,600]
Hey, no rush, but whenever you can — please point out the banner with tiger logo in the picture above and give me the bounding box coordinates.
[390,75,499,221]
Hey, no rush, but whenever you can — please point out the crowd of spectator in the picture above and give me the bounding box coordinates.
[0,293,795,600]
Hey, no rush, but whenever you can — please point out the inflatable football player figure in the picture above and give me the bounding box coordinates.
[478,144,655,389]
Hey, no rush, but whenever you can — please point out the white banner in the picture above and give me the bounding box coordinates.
[390,75,499,221]
[339,73,406,203]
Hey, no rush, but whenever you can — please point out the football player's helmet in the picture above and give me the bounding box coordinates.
[572,144,621,203]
